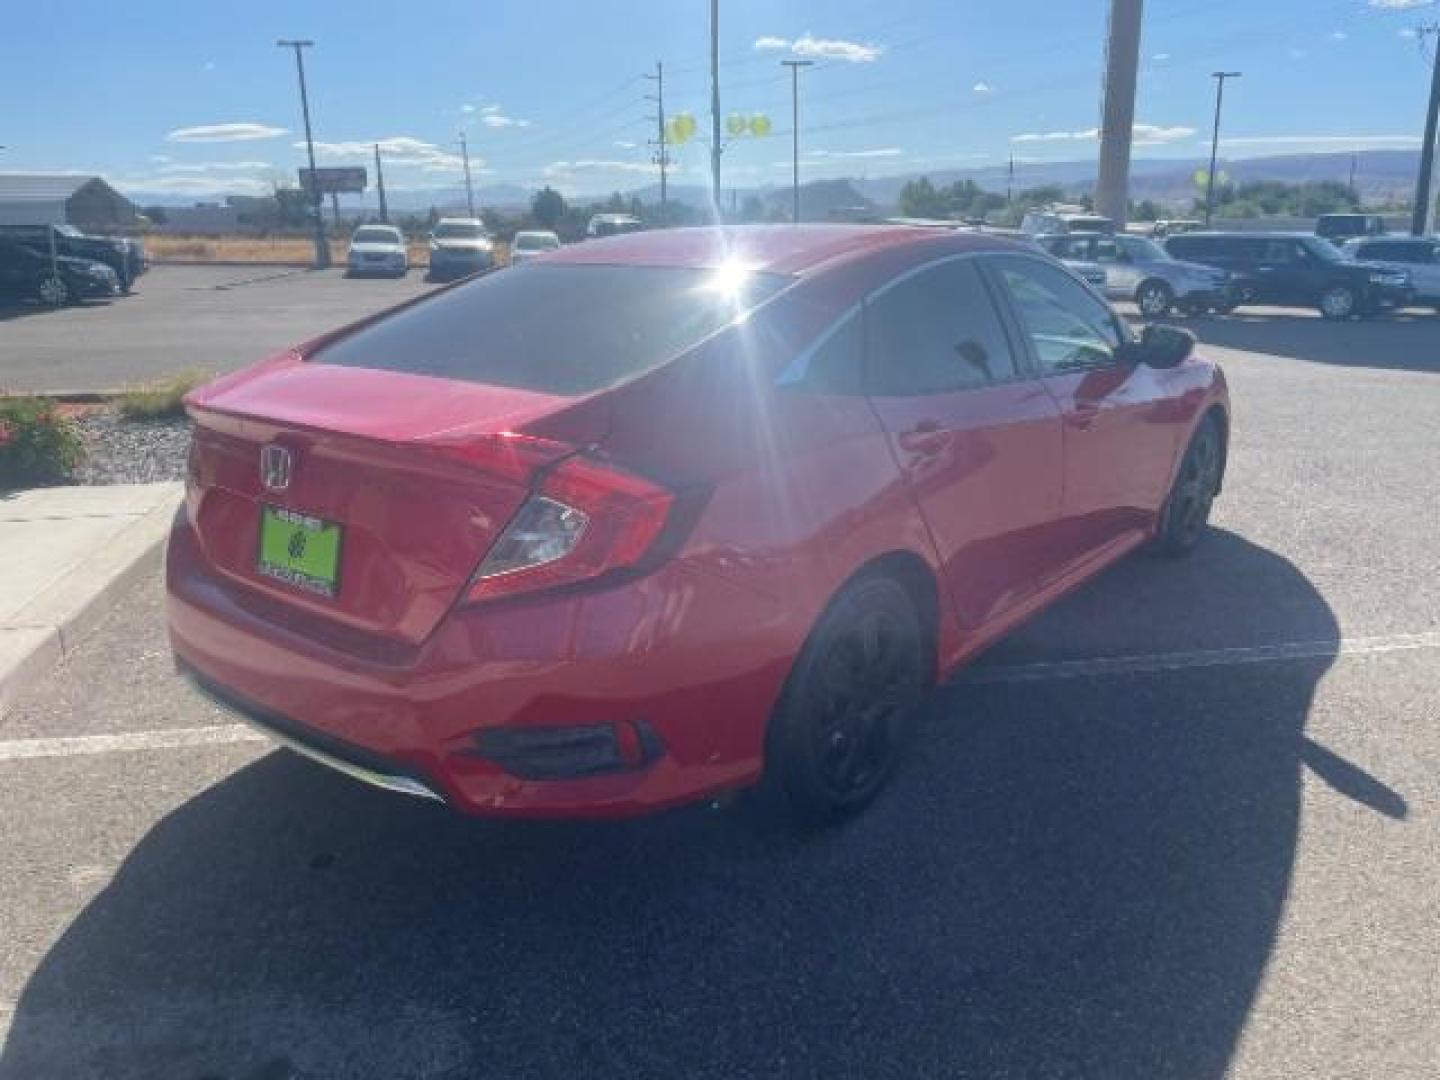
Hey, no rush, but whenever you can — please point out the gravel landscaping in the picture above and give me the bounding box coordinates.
[73,409,190,485]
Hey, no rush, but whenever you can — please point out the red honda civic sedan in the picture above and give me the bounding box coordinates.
[168,225,1229,823]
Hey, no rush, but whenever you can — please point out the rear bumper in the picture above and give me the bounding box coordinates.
[166,515,795,818]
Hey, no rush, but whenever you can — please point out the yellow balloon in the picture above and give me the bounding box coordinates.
[726,113,748,138]
[670,113,697,145]
[748,114,772,138]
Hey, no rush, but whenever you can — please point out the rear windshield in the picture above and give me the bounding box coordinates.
[353,227,400,244]
[314,264,792,395]
[435,221,485,239]
[514,233,557,250]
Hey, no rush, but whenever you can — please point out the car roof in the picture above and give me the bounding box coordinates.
[436,217,483,226]
[544,224,1024,276]
[1166,230,1316,240]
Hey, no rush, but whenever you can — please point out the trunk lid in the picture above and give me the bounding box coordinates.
[186,359,600,644]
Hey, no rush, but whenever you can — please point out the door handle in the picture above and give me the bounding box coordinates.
[898,420,947,456]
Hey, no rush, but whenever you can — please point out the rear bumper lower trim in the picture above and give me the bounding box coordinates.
[180,662,445,804]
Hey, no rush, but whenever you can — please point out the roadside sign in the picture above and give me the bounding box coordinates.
[299,167,367,195]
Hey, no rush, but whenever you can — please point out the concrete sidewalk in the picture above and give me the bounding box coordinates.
[0,483,181,714]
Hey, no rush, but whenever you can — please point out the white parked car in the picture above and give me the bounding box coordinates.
[345,225,408,278]
[1342,236,1440,311]
[509,230,561,265]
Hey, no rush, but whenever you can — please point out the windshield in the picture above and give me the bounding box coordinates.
[434,221,486,239]
[352,228,400,244]
[1305,237,1346,262]
[514,233,558,250]
[316,264,791,394]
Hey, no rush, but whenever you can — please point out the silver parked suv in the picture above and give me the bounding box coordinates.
[1038,232,1235,317]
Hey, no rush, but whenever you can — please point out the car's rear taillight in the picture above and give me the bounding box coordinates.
[466,454,676,603]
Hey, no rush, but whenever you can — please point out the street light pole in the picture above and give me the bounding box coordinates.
[782,59,815,224]
[1410,24,1440,236]
[374,143,389,223]
[709,0,722,212]
[1205,71,1242,228]
[458,132,476,219]
[277,39,330,269]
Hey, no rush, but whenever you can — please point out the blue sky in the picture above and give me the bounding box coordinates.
[3,0,1436,201]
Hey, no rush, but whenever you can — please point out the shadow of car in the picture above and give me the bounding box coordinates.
[3,528,1404,1079]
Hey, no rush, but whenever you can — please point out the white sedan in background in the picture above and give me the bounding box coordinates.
[345,225,409,278]
[509,230,561,265]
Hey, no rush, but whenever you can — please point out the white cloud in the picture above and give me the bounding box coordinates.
[1152,52,1171,61]
[543,159,659,178]
[1012,122,1195,146]
[461,104,477,113]
[203,61,216,71]
[1214,134,1421,148]
[114,174,274,196]
[302,136,466,172]
[752,33,883,63]
[808,147,904,159]
[1330,30,1349,40]
[166,122,288,143]
[614,140,638,149]
[474,103,530,129]
[149,154,173,164]
[158,161,272,173]
[1288,47,1308,58]
[972,81,994,95]
[1368,0,1433,8]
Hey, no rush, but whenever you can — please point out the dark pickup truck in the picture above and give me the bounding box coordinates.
[0,223,147,292]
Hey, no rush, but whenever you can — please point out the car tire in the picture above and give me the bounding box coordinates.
[1319,285,1357,321]
[1151,415,1224,558]
[1136,280,1174,318]
[764,575,929,826]
[36,274,69,306]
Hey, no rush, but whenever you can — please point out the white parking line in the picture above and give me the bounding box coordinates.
[963,631,1440,685]
[0,724,266,763]
[1,631,1436,763]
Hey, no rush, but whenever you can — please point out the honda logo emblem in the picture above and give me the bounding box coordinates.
[260,444,293,492]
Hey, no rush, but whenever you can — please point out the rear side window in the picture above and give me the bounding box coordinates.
[315,265,790,395]
[865,259,1017,396]
[1167,236,1211,259]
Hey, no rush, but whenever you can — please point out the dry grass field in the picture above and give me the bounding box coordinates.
[146,235,511,266]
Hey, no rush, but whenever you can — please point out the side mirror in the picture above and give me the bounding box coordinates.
[1125,324,1195,369]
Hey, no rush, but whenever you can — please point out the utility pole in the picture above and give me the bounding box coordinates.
[644,61,670,220]
[1205,71,1242,228]
[710,0,722,212]
[374,143,389,223]
[457,132,476,218]
[1007,154,1015,207]
[782,59,816,224]
[277,39,330,268]
[1095,0,1144,226]
[1349,154,1358,205]
[1411,24,1440,235]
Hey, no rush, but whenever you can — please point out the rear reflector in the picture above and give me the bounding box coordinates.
[472,720,662,779]
[466,453,675,603]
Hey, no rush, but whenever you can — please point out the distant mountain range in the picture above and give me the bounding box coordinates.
[125,149,1423,214]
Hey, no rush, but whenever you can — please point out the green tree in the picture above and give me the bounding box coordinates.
[531,186,567,230]
[898,177,948,218]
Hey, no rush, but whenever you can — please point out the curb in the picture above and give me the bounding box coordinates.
[0,488,180,716]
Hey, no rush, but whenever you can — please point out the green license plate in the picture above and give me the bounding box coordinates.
[258,506,342,598]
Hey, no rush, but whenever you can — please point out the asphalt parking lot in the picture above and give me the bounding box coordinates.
[1,286,1438,1078]
[0,266,439,393]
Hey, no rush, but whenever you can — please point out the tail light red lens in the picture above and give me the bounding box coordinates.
[466,454,676,603]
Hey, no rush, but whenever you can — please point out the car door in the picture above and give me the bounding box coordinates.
[1091,235,1137,299]
[986,253,1180,577]
[863,256,1064,630]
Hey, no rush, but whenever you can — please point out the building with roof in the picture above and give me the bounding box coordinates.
[0,175,139,231]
